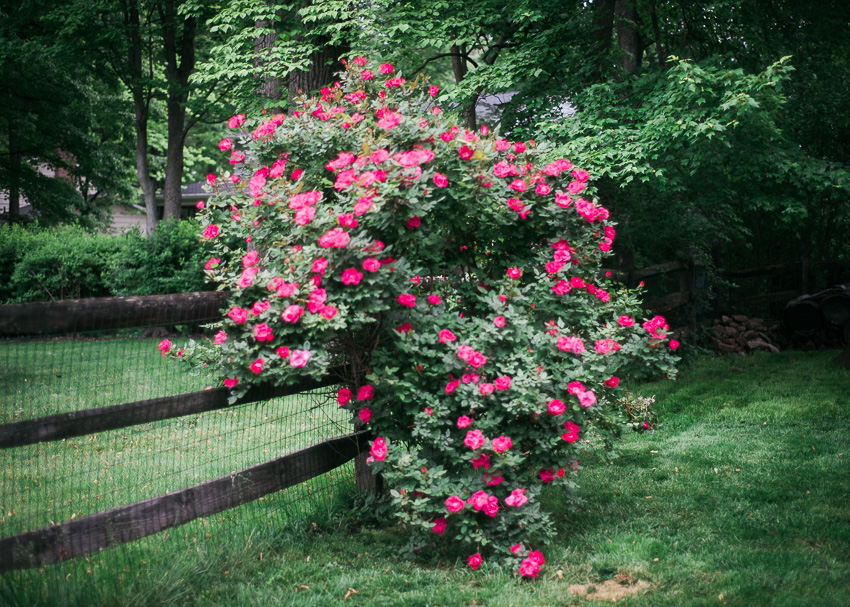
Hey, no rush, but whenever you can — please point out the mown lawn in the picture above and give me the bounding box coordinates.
[3,349,849,606]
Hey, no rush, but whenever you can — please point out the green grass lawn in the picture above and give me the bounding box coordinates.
[2,348,850,606]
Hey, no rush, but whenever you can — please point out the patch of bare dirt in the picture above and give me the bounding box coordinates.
[568,573,651,601]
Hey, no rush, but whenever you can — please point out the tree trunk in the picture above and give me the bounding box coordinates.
[126,0,157,236]
[160,0,196,222]
[591,0,616,78]
[7,123,20,222]
[615,0,644,73]
[287,42,347,103]
[650,0,665,64]
[134,96,157,236]
[450,44,477,130]
[254,14,284,110]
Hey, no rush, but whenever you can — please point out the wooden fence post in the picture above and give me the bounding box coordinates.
[353,421,379,495]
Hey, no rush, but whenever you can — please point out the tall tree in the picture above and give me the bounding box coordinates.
[0,0,134,226]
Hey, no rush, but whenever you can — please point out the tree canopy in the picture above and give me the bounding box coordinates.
[2,0,848,297]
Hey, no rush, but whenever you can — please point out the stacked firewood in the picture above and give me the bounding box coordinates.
[713,315,781,354]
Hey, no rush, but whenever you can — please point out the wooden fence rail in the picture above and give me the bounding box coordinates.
[0,370,343,449]
[0,290,230,337]
[0,430,371,572]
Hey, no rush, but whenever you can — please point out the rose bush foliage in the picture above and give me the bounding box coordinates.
[166,58,678,576]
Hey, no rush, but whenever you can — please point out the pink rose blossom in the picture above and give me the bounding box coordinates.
[341,268,363,285]
[250,358,264,374]
[505,488,527,507]
[406,216,421,229]
[311,258,328,275]
[325,152,356,171]
[492,316,506,328]
[432,516,447,536]
[670,339,680,350]
[377,111,402,130]
[479,383,495,396]
[445,496,465,513]
[457,415,472,428]
[253,323,274,342]
[494,376,511,390]
[468,490,489,510]
[507,267,521,279]
[468,352,487,368]
[445,379,460,394]
[491,436,513,453]
[557,335,586,353]
[508,178,527,192]
[317,228,350,248]
[276,346,290,358]
[370,437,388,460]
[472,453,490,470]
[223,377,239,389]
[428,85,439,97]
[562,421,581,443]
[202,225,220,239]
[577,389,597,408]
[519,558,540,578]
[227,114,245,128]
[362,258,380,272]
[464,429,486,450]
[158,339,171,356]
[397,323,413,334]
[433,172,448,187]
[459,145,474,160]
[337,388,352,406]
[359,408,371,423]
[289,349,311,367]
[281,304,304,323]
[378,63,394,74]
[547,399,565,415]
[338,213,358,228]
[427,294,442,305]
[228,306,249,323]
[320,305,337,319]
[605,376,619,388]
[214,330,227,344]
[484,471,503,486]
[594,339,621,354]
[439,329,457,344]
[539,468,554,484]
[398,293,416,307]
[358,385,375,401]
[204,257,220,270]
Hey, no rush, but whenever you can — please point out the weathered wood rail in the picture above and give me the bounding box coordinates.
[0,290,229,336]
[0,430,370,571]
[0,372,341,449]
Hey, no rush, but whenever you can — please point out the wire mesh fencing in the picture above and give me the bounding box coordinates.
[0,292,361,606]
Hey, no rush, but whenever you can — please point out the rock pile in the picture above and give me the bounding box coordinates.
[713,315,781,354]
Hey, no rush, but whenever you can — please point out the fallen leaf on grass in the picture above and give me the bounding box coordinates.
[343,588,359,600]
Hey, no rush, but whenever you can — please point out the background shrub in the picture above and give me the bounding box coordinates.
[0,220,213,303]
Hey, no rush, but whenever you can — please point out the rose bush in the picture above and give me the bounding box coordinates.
[169,57,678,576]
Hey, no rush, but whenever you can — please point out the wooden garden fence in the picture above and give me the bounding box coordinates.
[0,291,371,572]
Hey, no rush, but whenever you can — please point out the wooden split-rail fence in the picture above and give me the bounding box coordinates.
[0,291,372,572]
